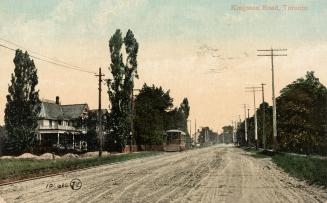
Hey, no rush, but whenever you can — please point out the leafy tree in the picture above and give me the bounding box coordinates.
[236,103,273,148]
[236,121,246,146]
[222,125,233,144]
[256,102,273,149]
[179,98,190,133]
[236,102,273,148]
[235,116,255,147]
[197,127,208,145]
[134,84,191,147]
[198,127,217,145]
[134,84,173,145]
[180,98,190,118]
[165,107,185,130]
[4,50,40,154]
[107,29,138,151]
[233,71,327,155]
[82,110,108,151]
[277,71,327,154]
[0,126,7,155]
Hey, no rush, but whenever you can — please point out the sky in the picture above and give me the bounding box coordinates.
[0,0,327,133]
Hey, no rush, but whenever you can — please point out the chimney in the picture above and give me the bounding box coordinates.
[55,96,60,104]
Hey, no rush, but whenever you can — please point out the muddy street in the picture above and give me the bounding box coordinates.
[0,145,326,203]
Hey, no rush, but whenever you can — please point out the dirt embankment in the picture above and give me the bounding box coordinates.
[0,145,326,203]
[0,151,111,160]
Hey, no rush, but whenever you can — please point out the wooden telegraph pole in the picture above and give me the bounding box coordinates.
[257,48,287,151]
[243,104,248,144]
[261,83,267,149]
[96,67,105,157]
[246,86,261,149]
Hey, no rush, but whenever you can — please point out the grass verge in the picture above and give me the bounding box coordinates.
[242,147,327,187]
[0,151,161,184]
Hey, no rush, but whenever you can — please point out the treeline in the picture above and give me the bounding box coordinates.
[197,126,233,146]
[103,29,190,151]
[197,127,218,146]
[1,28,190,155]
[68,29,190,151]
[134,84,190,146]
[71,29,191,152]
[84,84,190,152]
[236,71,327,155]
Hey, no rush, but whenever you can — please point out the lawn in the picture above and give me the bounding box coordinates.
[0,151,161,184]
[243,147,327,187]
[272,153,327,187]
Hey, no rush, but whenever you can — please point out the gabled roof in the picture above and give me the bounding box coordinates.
[39,102,63,120]
[89,109,108,114]
[62,104,88,119]
[38,100,88,120]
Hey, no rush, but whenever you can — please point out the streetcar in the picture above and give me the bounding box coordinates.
[163,130,186,152]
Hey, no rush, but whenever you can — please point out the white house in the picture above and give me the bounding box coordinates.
[36,96,89,150]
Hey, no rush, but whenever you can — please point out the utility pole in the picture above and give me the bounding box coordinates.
[95,67,105,157]
[189,120,192,138]
[222,128,225,144]
[194,119,197,146]
[205,128,207,146]
[234,120,237,144]
[257,48,287,151]
[261,83,267,149]
[187,119,192,147]
[231,120,235,143]
[130,90,134,153]
[244,104,248,144]
[246,86,261,149]
[247,108,250,144]
[206,127,210,146]
[237,115,241,144]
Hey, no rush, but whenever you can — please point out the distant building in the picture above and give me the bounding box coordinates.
[36,96,89,150]
[194,130,200,145]
[221,126,233,144]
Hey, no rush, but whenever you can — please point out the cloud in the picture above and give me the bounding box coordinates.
[92,0,146,27]
[52,0,75,22]
[221,13,243,26]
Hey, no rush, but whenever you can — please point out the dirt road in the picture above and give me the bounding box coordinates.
[0,145,326,203]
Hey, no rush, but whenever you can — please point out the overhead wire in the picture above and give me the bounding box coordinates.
[0,37,96,74]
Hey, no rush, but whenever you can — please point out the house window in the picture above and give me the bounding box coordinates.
[58,120,62,125]
[49,120,52,127]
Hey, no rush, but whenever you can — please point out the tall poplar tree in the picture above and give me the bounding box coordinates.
[4,50,40,154]
[107,29,138,151]
[180,98,190,133]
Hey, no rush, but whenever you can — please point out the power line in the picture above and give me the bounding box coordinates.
[0,41,96,74]
[0,43,15,51]
[31,54,96,74]
[0,36,92,72]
